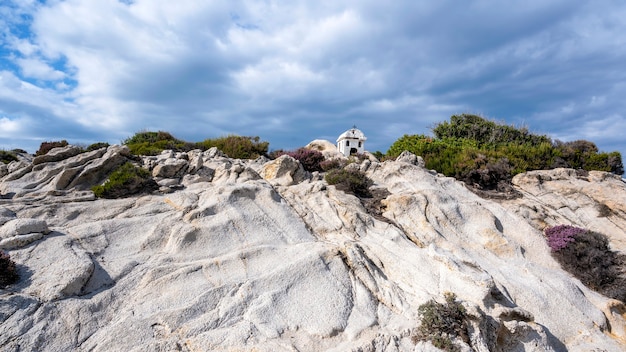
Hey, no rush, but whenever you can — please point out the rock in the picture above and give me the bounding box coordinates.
[0,164,7,178]
[0,208,16,226]
[0,232,44,249]
[395,150,425,167]
[260,155,308,186]
[152,159,188,178]
[32,146,83,165]
[305,139,344,159]
[0,146,625,351]
[0,219,49,239]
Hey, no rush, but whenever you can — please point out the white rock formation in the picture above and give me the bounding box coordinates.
[1,146,625,351]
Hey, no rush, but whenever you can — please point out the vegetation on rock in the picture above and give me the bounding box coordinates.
[413,292,468,351]
[545,225,626,302]
[0,251,19,288]
[198,135,268,159]
[270,148,325,172]
[122,131,269,159]
[35,140,69,156]
[85,142,110,152]
[387,114,624,190]
[0,150,18,164]
[325,168,373,198]
[91,162,158,198]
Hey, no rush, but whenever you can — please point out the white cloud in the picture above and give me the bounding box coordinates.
[0,116,22,136]
[16,58,65,80]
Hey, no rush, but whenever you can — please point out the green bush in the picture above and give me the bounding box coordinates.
[198,135,269,159]
[0,251,19,288]
[320,158,346,171]
[414,292,468,351]
[386,115,624,191]
[123,131,188,156]
[546,225,626,302]
[91,162,158,198]
[0,150,18,164]
[35,140,69,156]
[85,142,110,152]
[325,168,373,198]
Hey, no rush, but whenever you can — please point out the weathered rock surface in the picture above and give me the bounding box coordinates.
[0,145,625,351]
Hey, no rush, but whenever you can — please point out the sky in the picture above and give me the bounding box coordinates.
[1,0,625,162]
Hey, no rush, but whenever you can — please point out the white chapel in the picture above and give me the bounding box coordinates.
[336,126,367,156]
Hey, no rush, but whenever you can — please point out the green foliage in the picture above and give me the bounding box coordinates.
[414,292,467,351]
[0,251,19,288]
[0,150,18,164]
[35,140,69,156]
[123,131,188,156]
[91,162,157,199]
[433,113,551,146]
[325,168,373,198]
[198,135,269,159]
[387,115,624,190]
[123,131,269,159]
[320,158,346,171]
[85,142,110,152]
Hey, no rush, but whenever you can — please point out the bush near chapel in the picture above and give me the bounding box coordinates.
[386,114,623,190]
[270,148,325,172]
[325,168,373,198]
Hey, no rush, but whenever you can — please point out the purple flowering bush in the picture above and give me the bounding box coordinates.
[0,251,19,288]
[545,225,586,251]
[545,225,626,302]
[272,148,326,172]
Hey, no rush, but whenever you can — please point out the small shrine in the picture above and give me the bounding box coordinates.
[336,126,367,156]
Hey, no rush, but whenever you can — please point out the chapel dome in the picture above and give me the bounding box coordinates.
[336,127,367,142]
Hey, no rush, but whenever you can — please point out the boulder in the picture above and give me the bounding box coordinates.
[0,219,49,239]
[260,155,308,186]
[32,146,83,165]
[152,159,188,178]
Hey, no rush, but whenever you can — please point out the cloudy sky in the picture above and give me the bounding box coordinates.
[1,1,625,161]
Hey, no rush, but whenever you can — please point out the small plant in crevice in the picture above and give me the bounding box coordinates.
[91,162,158,199]
[0,251,19,288]
[325,168,373,198]
[545,225,626,302]
[413,292,468,352]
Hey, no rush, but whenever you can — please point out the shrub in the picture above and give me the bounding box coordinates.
[414,292,467,351]
[0,251,19,288]
[325,168,373,198]
[35,140,69,156]
[545,225,586,252]
[546,225,626,302]
[85,142,110,152]
[198,135,269,159]
[91,162,158,198]
[387,115,624,194]
[286,148,325,172]
[320,158,346,171]
[123,131,188,156]
[0,150,18,164]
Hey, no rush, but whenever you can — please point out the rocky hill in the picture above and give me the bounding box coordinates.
[1,143,625,351]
